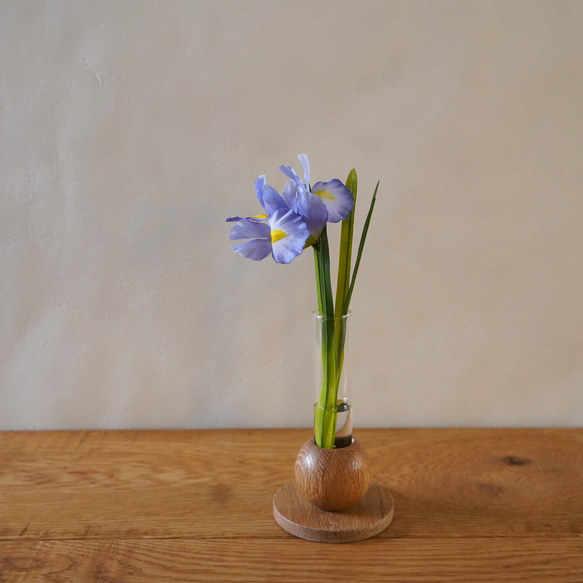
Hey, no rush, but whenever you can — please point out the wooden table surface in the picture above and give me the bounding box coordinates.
[0,428,582,582]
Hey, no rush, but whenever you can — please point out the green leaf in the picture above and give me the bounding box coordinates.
[335,169,357,320]
[344,180,379,313]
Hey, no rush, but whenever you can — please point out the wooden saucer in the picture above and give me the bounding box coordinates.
[273,480,394,543]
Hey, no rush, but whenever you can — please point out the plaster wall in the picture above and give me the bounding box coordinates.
[1,0,582,430]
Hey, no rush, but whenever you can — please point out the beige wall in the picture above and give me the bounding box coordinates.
[1,0,582,430]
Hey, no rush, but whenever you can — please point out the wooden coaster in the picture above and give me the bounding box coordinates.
[273,480,394,543]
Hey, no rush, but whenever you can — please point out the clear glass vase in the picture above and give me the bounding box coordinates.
[313,311,353,449]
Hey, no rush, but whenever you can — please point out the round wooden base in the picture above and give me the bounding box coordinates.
[273,480,394,543]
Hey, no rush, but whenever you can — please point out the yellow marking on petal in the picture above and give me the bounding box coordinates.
[252,213,268,219]
[315,189,336,201]
[271,229,287,244]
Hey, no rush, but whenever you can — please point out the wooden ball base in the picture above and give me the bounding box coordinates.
[273,480,394,543]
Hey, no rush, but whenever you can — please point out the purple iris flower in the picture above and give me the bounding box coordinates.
[279,154,354,237]
[227,155,353,263]
[228,175,310,264]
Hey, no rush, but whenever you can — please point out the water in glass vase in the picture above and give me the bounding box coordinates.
[334,400,353,448]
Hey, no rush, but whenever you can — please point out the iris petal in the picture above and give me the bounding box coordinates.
[268,208,310,264]
[229,218,270,241]
[227,215,267,223]
[254,175,267,208]
[281,181,327,238]
[261,183,289,216]
[312,179,354,222]
[280,180,302,212]
[294,191,328,237]
[279,154,310,188]
[230,239,272,261]
[278,164,302,185]
[255,175,289,217]
[298,154,310,187]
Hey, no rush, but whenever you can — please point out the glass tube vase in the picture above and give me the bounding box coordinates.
[313,311,353,449]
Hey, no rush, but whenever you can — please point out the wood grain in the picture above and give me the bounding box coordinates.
[294,437,372,510]
[273,480,393,542]
[0,428,582,581]
[1,538,583,582]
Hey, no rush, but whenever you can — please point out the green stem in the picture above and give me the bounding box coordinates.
[313,229,338,449]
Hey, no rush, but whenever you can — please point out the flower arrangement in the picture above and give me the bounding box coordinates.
[228,155,377,449]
